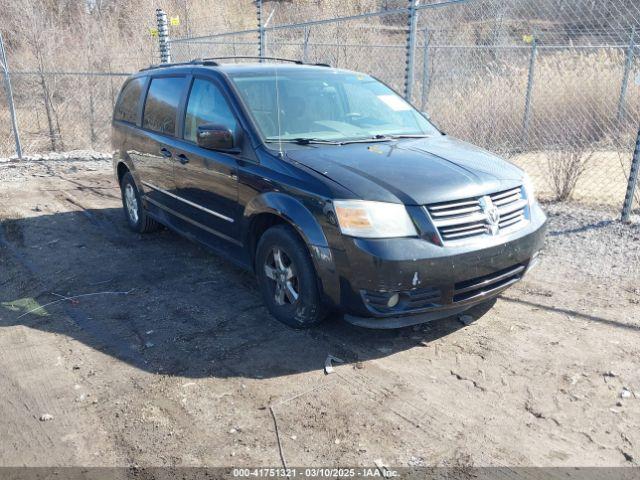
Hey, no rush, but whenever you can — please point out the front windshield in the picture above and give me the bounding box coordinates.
[227,68,439,143]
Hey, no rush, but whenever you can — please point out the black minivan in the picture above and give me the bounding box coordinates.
[112,58,547,329]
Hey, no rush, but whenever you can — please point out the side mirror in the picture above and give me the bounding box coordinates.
[196,123,236,151]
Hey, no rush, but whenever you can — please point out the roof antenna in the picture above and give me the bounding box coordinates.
[274,63,284,158]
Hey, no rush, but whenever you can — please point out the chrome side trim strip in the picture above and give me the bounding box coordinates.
[145,197,242,246]
[142,181,234,223]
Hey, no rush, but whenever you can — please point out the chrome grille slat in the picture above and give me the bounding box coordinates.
[496,198,527,215]
[426,186,527,243]
[454,265,525,295]
[493,193,522,206]
[500,215,525,228]
[429,205,482,218]
[500,209,525,222]
[490,187,521,201]
[428,199,480,211]
[442,227,487,239]
[441,221,486,234]
[431,211,486,228]
[453,263,526,302]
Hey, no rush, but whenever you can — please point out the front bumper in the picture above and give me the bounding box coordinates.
[331,203,547,329]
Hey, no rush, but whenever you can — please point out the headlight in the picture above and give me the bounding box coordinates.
[333,200,417,238]
[523,173,536,205]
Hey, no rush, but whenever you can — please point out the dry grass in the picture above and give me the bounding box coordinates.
[511,149,632,207]
[429,48,638,154]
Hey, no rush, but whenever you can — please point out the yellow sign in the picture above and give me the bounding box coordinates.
[522,34,534,44]
[170,16,180,26]
[149,27,159,37]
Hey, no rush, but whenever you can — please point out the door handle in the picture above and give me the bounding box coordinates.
[160,148,172,158]
[177,153,189,165]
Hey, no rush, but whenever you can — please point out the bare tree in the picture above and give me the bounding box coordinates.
[546,148,595,201]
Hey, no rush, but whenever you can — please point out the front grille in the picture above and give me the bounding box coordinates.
[453,263,525,303]
[426,186,528,242]
[362,286,442,313]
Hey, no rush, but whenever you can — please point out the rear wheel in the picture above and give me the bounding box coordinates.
[256,224,327,328]
[120,172,159,233]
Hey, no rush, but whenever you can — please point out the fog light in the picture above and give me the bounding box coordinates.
[387,293,400,308]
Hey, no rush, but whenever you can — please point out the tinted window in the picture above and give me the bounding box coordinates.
[142,76,187,135]
[184,79,237,143]
[114,78,144,124]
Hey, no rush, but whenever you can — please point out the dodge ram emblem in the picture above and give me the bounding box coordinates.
[480,196,500,235]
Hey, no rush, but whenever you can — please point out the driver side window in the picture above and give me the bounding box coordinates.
[184,79,237,143]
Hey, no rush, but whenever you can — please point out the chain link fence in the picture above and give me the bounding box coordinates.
[2,0,639,218]
[1,72,128,155]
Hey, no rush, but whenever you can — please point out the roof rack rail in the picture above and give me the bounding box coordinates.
[139,58,219,71]
[202,56,303,64]
[205,57,332,67]
[139,57,332,72]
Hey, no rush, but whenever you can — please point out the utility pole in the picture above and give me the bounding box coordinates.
[404,0,419,101]
[156,9,171,63]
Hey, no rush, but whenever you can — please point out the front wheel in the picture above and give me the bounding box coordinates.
[255,225,327,328]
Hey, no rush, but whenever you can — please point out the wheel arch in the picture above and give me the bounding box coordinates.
[116,160,131,185]
[243,192,340,307]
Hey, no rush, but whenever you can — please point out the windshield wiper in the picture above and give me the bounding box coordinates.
[372,134,430,139]
[265,135,430,146]
[338,134,430,145]
[337,137,399,145]
[266,137,342,145]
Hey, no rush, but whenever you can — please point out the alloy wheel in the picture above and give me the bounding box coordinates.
[264,247,299,305]
[124,183,139,224]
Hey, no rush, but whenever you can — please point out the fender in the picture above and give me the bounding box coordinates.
[114,156,146,197]
[243,191,341,307]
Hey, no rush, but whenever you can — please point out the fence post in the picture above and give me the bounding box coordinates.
[302,27,310,63]
[420,28,430,111]
[621,128,640,223]
[522,37,538,143]
[257,0,265,61]
[404,0,419,102]
[156,9,171,63]
[0,31,22,159]
[616,27,636,123]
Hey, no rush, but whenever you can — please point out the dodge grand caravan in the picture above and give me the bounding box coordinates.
[112,58,547,329]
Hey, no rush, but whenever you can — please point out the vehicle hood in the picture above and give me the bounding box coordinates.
[285,135,524,205]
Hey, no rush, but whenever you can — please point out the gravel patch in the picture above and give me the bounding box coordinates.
[543,201,640,281]
[0,152,111,182]
[0,150,112,163]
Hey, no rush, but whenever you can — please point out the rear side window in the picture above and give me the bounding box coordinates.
[114,78,144,124]
[142,76,187,136]
[184,79,237,142]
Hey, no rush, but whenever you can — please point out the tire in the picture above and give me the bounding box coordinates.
[120,172,159,233]
[255,224,327,328]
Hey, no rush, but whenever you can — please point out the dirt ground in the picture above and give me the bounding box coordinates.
[1,157,639,469]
